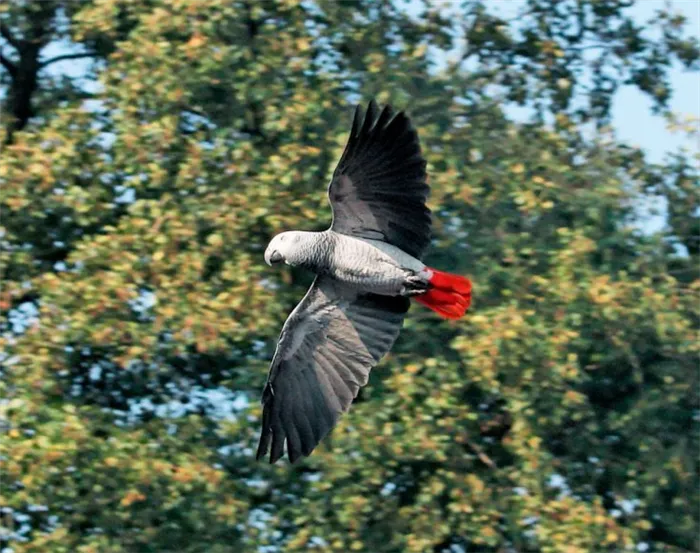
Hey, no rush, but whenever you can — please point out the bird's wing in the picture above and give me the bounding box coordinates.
[256,276,409,464]
[328,100,431,260]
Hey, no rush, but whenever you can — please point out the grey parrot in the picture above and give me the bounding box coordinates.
[256,100,472,464]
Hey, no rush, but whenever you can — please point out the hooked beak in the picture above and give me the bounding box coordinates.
[264,249,284,266]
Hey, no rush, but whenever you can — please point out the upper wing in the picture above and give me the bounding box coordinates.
[328,100,431,260]
[256,276,409,464]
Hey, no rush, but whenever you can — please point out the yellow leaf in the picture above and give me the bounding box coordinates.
[413,44,427,58]
[207,233,223,247]
[186,32,205,49]
[120,490,146,507]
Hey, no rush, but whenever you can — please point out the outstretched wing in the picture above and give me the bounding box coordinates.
[328,100,431,260]
[256,276,409,464]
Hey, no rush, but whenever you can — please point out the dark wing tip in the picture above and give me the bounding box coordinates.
[348,98,395,143]
[337,99,403,170]
[350,103,364,139]
[256,385,288,464]
[359,99,397,134]
[255,392,271,461]
[365,98,379,121]
[255,431,275,463]
[270,449,283,464]
[360,100,378,137]
[255,375,330,465]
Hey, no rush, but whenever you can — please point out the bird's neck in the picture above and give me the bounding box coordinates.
[289,231,334,272]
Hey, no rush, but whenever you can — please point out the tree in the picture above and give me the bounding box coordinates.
[1,1,698,552]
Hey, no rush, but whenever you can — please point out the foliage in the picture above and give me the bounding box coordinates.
[1,1,698,552]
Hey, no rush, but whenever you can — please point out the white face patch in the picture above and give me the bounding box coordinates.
[268,231,303,260]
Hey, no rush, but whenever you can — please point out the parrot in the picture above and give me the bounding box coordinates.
[256,100,472,464]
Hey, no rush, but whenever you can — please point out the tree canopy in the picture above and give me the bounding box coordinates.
[1,1,698,552]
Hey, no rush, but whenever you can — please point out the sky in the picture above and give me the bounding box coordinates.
[487,0,700,163]
[610,0,699,163]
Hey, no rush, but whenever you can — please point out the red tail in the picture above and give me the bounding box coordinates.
[414,268,472,320]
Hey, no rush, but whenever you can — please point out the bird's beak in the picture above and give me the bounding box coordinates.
[264,249,283,266]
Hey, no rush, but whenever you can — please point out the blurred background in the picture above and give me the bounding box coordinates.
[0,1,698,552]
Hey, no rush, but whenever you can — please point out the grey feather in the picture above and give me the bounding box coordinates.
[256,276,409,463]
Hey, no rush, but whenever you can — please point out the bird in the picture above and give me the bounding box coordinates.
[256,100,472,464]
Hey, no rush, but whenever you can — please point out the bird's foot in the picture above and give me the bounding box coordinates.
[400,273,429,296]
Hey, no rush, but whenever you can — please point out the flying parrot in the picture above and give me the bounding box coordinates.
[256,100,472,464]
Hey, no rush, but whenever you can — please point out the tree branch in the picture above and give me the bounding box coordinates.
[38,51,97,69]
[465,439,497,469]
[0,51,17,76]
[0,22,20,50]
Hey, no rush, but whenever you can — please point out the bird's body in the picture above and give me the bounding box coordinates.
[274,230,429,295]
[256,100,473,464]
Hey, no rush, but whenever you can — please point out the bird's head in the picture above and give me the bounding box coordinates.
[264,231,306,266]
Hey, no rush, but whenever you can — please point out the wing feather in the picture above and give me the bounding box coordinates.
[328,100,431,259]
[256,277,409,463]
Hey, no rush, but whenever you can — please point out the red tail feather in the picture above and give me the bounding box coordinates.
[413,268,472,319]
